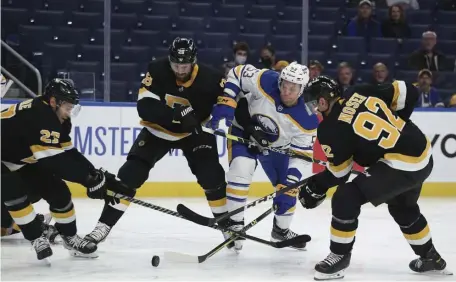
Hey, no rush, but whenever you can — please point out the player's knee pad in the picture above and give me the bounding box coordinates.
[331,182,365,219]
[388,203,421,226]
[118,157,150,189]
[273,184,297,216]
[226,157,256,202]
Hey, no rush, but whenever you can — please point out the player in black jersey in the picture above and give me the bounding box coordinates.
[298,76,451,280]
[85,37,229,244]
[1,78,130,262]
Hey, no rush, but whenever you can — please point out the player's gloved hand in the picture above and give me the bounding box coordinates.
[298,176,326,209]
[245,125,269,154]
[85,168,107,200]
[173,105,201,134]
[209,96,237,130]
[273,183,299,215]
[103,171,136,205]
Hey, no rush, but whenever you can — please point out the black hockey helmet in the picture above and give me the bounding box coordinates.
[303,75,341,114]
[169,37,197,64]
[43,78,80,105]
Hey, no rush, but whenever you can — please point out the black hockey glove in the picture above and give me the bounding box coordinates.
[245,125,270,155]
[85,168,107,200]
[173,105,202,134]
[103,171,136,205]
[298,176,327,209]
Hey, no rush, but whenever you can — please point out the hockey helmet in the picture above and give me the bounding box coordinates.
[303,75,341,114]
[43,78,81,116]
[169,37,197,64]
[278,62,310,97]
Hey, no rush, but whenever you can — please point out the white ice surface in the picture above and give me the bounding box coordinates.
[2,198,455,281]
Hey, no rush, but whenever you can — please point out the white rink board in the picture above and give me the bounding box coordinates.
[2,101,456,182]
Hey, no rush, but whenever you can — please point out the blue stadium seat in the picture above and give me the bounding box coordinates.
[257,0,281,4]
[66,61,101,75]
[19,25,53,52]
[373,9,388,22]
[281,6,303,21]
[437,25,456,41]
[369,38,398,54]
[395,54,410,70]
[2,0,42,9]
[308,51,327,64]
[81,44,104,61]
[356,69,373,84]
[164,31,195,46]
[45,0,80,12]
[419,1,436,10]
[207,17,237,33]
[308,35,331,52]
[274,51,295,62]
[330,53,360,69]
[111,13,138,29]
[335,37,366,53]
[129,30,162,47]
[395,70,417,82]
[114,0,148,14]
[174,17,205,31]
[1,8,29,32]
[44,43,76,68]
[223,0,252,4]
[241,19,271,34]
[309,21,336,35]
[139,15,171,30]
[98,81,128,101]
[312,7,341,21]
[115,46,151,63]
[151,47,169,60]
[311,0,343,7]
[31,10,65,26]
[150,1,179,17]
[400,39,421,53]
[284,0,302,6]
[92,29,127,46]
[180,2,213,17]
[410,24,432,38]
[269,35,298,52]
[83,0,105,12]
[435,11,456,25]
[273,20,300,35]
[235,33,267,50]
[69,12,103,28]
[54,27,90,45]
[365,53,395,69]
[408,10,433,25]
[198,48,224,65]
[248,5,277,20]
[434,72,456,90]
[343,8,357,21]
[214,4,245,18]
[437,40,456,55]
[111,62,138,81]
[200,32,233,48]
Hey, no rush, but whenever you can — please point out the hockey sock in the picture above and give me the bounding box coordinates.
[400,214,433,257]
[51,201,76,236]
[3,199,42,241]
[226,181,249,222]
[98,200,130,227]
[329,216,358,255]
[204,183,227,217]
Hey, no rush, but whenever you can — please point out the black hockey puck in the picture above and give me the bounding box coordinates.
[151,255,160,267]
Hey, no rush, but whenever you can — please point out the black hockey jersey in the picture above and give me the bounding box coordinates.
[318,81,431,179]
[1,98,72,171]
[137,59,226,141]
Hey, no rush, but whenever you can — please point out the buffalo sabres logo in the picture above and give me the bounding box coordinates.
[252,114,280,143]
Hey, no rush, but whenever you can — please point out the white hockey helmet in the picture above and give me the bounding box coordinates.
[278,62,310,96]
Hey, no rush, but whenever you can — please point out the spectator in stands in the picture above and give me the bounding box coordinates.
[408,31,451,71]
[274,60,289,73]
[448,94,456,108]
[337,62,355,92]
[386,0,419,10]
[346,0,382,38]
[414,69,444,107]
[222,42,250,76]
[309,60,324,79]
[260,45,276,70]
[371,63,390,84]
[381,4,411,40]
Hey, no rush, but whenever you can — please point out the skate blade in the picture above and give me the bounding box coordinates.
[39,257,51,267]
[271,237,307,251]
[314,270,345,281]
[68,250,98,258]
[416,268,454,276]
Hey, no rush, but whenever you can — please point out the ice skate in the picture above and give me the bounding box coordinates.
[62,234,98,258]
[270,219,306,250]
[224,219,245,253]
[84,221,111,244]
[31,234,53,265]
[409,246,453,275]
[314,252,351,280]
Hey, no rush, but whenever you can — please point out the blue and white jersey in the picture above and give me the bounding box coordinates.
[224,64,319,177]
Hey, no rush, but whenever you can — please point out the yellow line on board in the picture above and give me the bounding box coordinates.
[66,182,456,198]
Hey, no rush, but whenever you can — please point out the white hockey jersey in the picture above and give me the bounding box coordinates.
[224,64,319,179]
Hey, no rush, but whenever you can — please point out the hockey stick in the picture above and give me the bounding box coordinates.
[202,126,327,166]
[177,176,309,227]
[166,208,311,263]
[106,191,310,249]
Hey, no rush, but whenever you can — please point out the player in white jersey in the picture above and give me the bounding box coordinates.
[209,62,319,251]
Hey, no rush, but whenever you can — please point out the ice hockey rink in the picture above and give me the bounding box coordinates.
[2,198,455,281]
